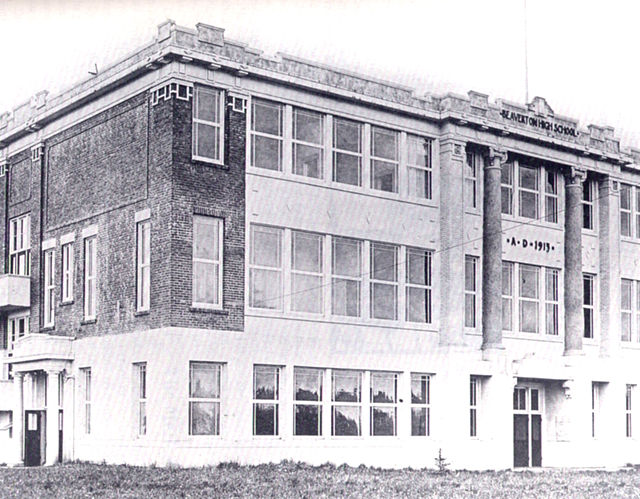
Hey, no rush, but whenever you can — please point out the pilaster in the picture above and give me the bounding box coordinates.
[13,372,24,465]
[45,369,61,465]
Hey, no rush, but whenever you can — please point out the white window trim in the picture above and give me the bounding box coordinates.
[293,367,324,437]
[406,135,433,201]
[252,365,281,437]
[582,179,597,232]
[583,273,596,340]
[80,367,91,435]
[6,312,30,352]
[518,163,540,220]
[248,224,284,311]
[134,362,147,437]
[470,376,480,438]
[370,242,399,320]
[188,362,223,437]
[137,220,151,312]
[43,248,55,328]
[332,117,364,187]
[61,242,74,304]
[545,268,559,336]
[369,371,398,436]
[464,255,478,329]
[370,127,399,194]
[410,373,431,437]
[192,216,224,310]
[292,107,324,180]
[192,86,225,166]
[405,248,433,325]
[9,214,31,276]
[290,230,324,314]
[83,236,97,321]
[464,151,479,212]
[621,278,635,343]
[331,369,363,437]
[250,98,284,172]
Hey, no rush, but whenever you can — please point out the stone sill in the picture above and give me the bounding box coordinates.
[189,307,229,316]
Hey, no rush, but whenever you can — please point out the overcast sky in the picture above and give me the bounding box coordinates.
[1,0,639,147]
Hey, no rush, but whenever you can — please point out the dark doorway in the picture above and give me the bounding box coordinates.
[531,414,542,467]
[513,414,529,467]
[513,386,543,468]
[58,410,63,463]
[24,410,43,467]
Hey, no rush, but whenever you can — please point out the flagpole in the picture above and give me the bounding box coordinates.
[524,0,529,103]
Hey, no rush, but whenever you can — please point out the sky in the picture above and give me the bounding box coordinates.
[1,0,639,147]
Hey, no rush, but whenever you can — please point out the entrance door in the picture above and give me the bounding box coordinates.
[513,386,543,467]
[24,410,43,467]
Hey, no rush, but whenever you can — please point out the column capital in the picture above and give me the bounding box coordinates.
[13,371,25,380]
[487,147,508,167]
[566,166,587,185]
[440,138,466,158]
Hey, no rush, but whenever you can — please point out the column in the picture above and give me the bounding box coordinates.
[439,138,466,345]
[45,369,61,465]
[13,372,24,465]
[564,167,586,355]
[482,148,507,354]
[598,176,621,357]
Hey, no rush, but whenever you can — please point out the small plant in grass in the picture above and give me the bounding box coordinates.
[434,448,450,473]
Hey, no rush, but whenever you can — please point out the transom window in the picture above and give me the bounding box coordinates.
[193,87,223,163]
[251,99,283,171]
[9,214,30,276]
[189,362,221,436]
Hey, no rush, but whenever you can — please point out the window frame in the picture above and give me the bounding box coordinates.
[583,274,595,339]
[290,230,324,314]
[253,365,281,436]
[250,98,284,172]
[410,373,431,437]
[582,179,596,231]
[61,242,74,303]
[369,371,398,436]
[620,183,633,238]
[544,268,559,336]
[332,117,363,187]
[464,152,479,211]
[83,236,97,321]
[331,236,363,318]
[502,261,514,331]
[135,362,147,437]
[293,367,324,437]
[249,224,283,311]
[192,86,224,165]
[544,170,559,223]
[518,163,540,220]
[621,278,634,342]
[464,255,478,328]
[626,384,634,438]
[518,264,540,334]
[188,361,222,436]
[331,369,363,437]
[292,107,324,179]
[136,220,151,312]
[80,367,91,435]
[192,215,224,310]
[43,248,55,328]
[369,242,399,321]
[470,376,480,438]
[370,127,399,193]
[501,162,514,215]
[406,135,433,200]
[405,248,433,324]
[6,313,29,352]
[9,213,30,276]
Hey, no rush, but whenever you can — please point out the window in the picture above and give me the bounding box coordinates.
[6,314,29,351]
[294,367,323,436]
[253,365,280,436]
[583,274,595,339]
[249,225,283,310]
[621,184,632,237]
[83,236,97,320]
[81,368,91,434]
[406,249,432,323]
[137,220,151,312]
[43,249,55,328]
[61,243,74,303]
[583,180,595,230]
[189,362,221,436]
[291,231,323,313]
[135,363,147,436]
[636,188,640,239]
[407,136,432,199]
[464,152,479,209]
[332,237,362,317]
[621,279,633,342]
[370,372,397,436]
[411,373,430,436]
[518,164,539,219]
[370,127,398,193]
[544,170,558,223]
[502,262,513,331]
[501,163,514,215]
[293,108,323,179]
[192,216,223,309]
[470,376,480,437]
[626,384,633,438]
[9,214,30,276]
[464,255,477,328]
[370,243,398,320]
[591,382,600,438]
[251,99,283,171]
[333,118,362,186]
[332,370,362,436]
[193,87,223,163]
[545,268,559,336]
[519,264,539,333]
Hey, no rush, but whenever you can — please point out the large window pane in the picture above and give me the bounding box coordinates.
[253,100,282,135]
[189,402,219,435]
[332,406,360,436]
[333,152,361,186]
[190,363,220,399]
[333,371,361,403]
[252,135,282,171]
[291,274,322,313]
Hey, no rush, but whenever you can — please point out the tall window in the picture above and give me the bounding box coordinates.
[370,372,398,436]
[583,274,595,339]
[135,363,147,436]
[621,184,632,237]
[251,99,283,171]
[189,362,221,435]
[470,376,480,437]
[519,264,539,333]
[464,255,477,328]
[83,236,97,320]
[406,249,432,324]
[621,279,633,342]
[193,87,223,163]
[407,135,432,200]
[332,370,362,436]
[636,188,640,239]
[370,127,398,193]
[81,368,91,434]
[61,243,74,303]
[502,262,513,331]
[501,163,514,215]
[332,237,362,317]
[137,220,151,312]
[7,314,29,351]
[519,164,539,219]
[253,365,280,436]
[293,108,323,179]
[545,268,559,336]
[464,152,478,209]
[545,171,558,223]
[9,214,30,276]
[626,384,633,438]
[370,243,398,320]
[294,367,323,436]
[291,231,323,313]
[411,373,430,436]
[583,180,595,230]
[192,216,223,309]
[43,249,55,328]
[591,382,599,438]
[249,225,283,310]
[333,118,362,186]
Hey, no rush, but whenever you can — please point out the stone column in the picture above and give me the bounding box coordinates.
[439,137,466,345]
[482,148,507,354]
[564,167,586,355]
[13,372,24,465]
[598,176,621,357]
[45,369,61,465]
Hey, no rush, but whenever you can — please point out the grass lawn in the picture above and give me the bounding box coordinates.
[1,461,640,498]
